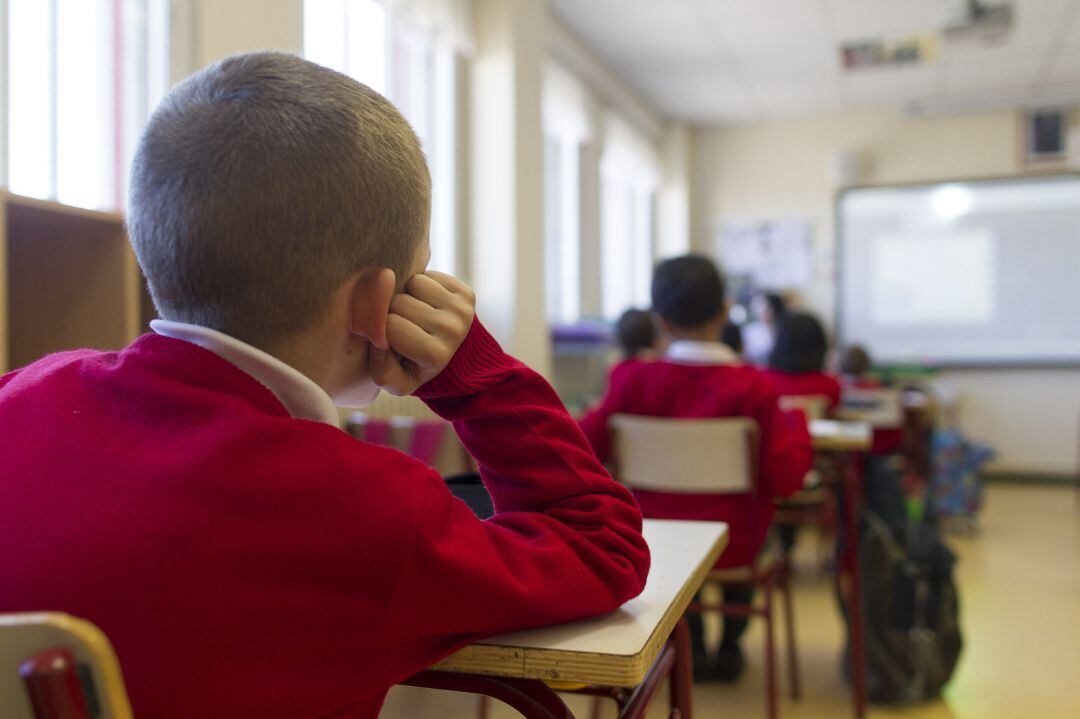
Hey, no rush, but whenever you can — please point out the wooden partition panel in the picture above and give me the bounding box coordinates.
[3,194,137,371]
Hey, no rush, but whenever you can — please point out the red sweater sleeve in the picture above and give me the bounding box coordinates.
[375,320,650,666]
[577,361,637,463]
[751,382,813,498]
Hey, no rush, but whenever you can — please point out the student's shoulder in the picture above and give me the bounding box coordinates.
[240,417,445,505]
[0,348,117,392]
[727,365,785,406]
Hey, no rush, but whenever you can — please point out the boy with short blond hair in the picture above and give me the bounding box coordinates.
[0,53,649,719]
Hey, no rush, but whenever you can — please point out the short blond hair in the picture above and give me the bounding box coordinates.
[129,52,430,348]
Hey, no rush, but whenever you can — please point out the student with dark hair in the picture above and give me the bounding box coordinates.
[839,344,873,383]
[580,254,811,682]
[743,291,787,364]
[721,321,744,355]
[615,308,659,361]
[0,53,649,719]
[764,311,842,411]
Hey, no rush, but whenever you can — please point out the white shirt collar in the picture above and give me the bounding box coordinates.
[665,340,740,366]
[150,319,341,427]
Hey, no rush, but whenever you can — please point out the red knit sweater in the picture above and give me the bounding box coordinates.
[579,360,811,568]
[761,369,843,412]
[0,321,649,718]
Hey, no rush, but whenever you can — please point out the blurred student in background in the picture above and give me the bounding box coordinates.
[763,311,842,413]
[838,344,874,386]
[615,308,661,362]
[742,291,786,365]
[721,320,744,357]
[580,255,811,682]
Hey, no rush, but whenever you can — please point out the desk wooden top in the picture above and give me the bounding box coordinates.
[810,419,872,452]
[431,519,728,688]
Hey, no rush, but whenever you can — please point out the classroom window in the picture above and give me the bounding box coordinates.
[543,134,581,324]
[304,0,460,274]
[3,0,170,210]
[600,116,659,320]
[542,61,588,324]
[601,168,656,320]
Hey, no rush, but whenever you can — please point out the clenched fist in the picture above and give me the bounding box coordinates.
[368,271,476,396]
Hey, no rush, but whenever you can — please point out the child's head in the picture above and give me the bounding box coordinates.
[128,52,430,354]
[720,321,744,355]
[752,291,786,325]
[768,312,828,373]
[615,309,658,359]
[839,344,872,378]
[651,255,726,337]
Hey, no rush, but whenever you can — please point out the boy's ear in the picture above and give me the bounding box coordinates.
[347,267,396,351]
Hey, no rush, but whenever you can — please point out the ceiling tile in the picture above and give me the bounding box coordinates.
[842,65,940,107]
[827,0,942,40]
[549,0,1080,125]
[946,55,1045,93]
[1046,43,1080,84]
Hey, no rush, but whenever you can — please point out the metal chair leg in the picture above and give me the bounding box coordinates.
[668,617,693,719]
[780,558,801,700]
[405,670,574,719]
[842,457,868,719]
[763,575,778,719]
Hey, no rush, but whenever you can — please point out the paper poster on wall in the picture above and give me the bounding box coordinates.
[717,219,813,289]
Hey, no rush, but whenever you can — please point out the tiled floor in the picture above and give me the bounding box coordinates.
[381,484,1080,718]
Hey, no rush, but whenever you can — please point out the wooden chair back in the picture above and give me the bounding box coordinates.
[0,612,133,719]
[839,387,904,428]
[610,414,759,494]
[779,394,830,421]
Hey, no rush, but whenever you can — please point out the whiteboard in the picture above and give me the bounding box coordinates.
[837,175,1080,366]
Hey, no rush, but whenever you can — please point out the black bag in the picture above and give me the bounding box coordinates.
[859,511,963,703]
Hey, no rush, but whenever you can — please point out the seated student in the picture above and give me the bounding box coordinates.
[763,311,842,413]
[0,53,649,719]
[721,320,744,356]
[742,291,785,365]
[615,307,661,361]
[838,343,873,385]
[580,254,811,681]
[837,343,903,455]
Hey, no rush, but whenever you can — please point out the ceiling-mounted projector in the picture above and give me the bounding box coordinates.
[941,0,1014,43]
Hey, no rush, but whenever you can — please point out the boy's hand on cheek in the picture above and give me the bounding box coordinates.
[369,271,476,396]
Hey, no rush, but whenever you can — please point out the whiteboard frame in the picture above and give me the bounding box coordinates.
[835,172,1080,369]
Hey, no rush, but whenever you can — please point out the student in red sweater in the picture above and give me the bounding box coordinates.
[579,255,811,682]
[615,307,661,362]
[763,311,843,413]
[0,53,649,719]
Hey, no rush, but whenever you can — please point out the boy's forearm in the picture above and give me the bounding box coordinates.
[415,319,636,514]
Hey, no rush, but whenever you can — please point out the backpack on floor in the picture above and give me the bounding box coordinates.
[860,511,963,703]
[927,428,994,521]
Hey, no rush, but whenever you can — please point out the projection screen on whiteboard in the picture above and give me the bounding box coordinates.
[837,174,1080,366]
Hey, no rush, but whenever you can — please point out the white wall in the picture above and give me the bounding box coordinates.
[692,110,1079,474]
[168,0,304,80]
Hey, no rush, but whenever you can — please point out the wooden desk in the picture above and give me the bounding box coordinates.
[433,519,727,686]
[407,520,728,719]
[810,419,872,452]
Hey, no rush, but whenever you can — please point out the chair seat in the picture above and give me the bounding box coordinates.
[775,485,829,508]
[708,542,784,584]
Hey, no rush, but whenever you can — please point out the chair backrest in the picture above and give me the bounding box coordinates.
[778,394,830,421]
[839,387,904,428]
[609,414,759,494]
[0,613,133,719]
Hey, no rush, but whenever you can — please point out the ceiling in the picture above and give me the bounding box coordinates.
[549,0,1080,124]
